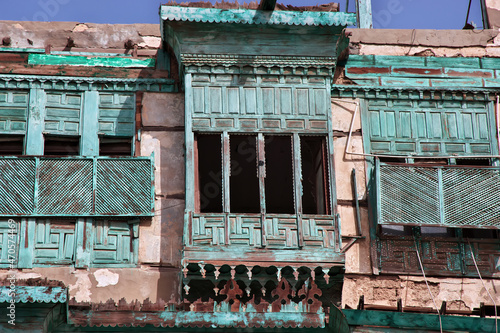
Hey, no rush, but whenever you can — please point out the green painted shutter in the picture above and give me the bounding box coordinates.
[366,99,495,155]
[0,90,29,134]
[98,93,135,136]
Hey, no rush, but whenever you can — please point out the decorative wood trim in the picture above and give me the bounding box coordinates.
[0,74,175,92]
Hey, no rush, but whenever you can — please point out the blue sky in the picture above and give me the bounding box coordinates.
[0,0,486,29]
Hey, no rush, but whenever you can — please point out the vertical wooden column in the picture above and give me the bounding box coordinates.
[356,0,373,28]
[17,218,35,269]
[222,132,231,245]
[75,218,93,268]
[257,133,267,247]
[25,88,46,155]
[81,91,100,156]
[293,133,304,248]
[184,73,195,247]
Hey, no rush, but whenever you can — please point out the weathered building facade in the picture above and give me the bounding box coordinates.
[0,0,500,332]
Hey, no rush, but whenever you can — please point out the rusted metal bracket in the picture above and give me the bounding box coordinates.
[341,235,365,253]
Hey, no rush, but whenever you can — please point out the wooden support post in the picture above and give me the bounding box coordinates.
[26,88,46,155]
[293,133,304,248]
[356,0,373,28]
[223,132,231,245]
[257,133,267,247]
[81,91,99,156]
[259,0,276,10]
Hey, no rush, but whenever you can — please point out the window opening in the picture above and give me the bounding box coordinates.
[301,136,330,215]
[463,228,498,239]
[44,136,79,156]
[230,135,260,213]
[99,137,132,156]
[265,135,294,214]
[380,225,412,236]
[196,134,223,213]
[0,135,24,155]
[420,226,455,237]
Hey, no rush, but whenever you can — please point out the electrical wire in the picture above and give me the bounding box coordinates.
[468,239,498,333]
[414,236,443,333]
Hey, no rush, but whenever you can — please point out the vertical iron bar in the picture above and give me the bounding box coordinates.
[352,168,362,236]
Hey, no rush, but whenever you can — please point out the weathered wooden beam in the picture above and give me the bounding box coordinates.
[343,309,497,332]
[259,0,277,10]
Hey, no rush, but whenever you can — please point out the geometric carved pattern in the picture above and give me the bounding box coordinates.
[191,215,337,249]
[366,99,494,155]
[229,216,262,246]
[95,159,152,215]
[0,158,35,214]
[264,217,299,248]
[0,219,17,266]
[302,217,336,248]
[0,157,153,217]
[379,234,500,277]
[92,220,134,265]
[33,219,76,264]
[379,164,500,228]
[37,159,93,215]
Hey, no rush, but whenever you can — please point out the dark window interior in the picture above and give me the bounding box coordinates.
[301,136,330,215]
[379,157,406,164]
[0,135,24,155]
[455,158,491,166]
[265,135,294,214]
[99,137,132,156]
[197,134,223,213]
[44,136,79,156]
[463,228,498,239]
[380,225,412,236]
[230,135,260,213]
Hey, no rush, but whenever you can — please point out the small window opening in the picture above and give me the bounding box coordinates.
[412,158,448,166]
[420,226,455,237]
[265,135,294,214]
[463,228,498,239]
[301,136,330,215]
[44,136,79,156]
[230,135,259,213]
[0,135,24,155]
[455,158,491,166]
[379,157,406,164]
[380,225,412,236]
[99,137,132,156]
[196,134,223,213]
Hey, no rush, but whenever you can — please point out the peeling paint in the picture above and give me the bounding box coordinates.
[69,271,92,302]
[94,269,119,287]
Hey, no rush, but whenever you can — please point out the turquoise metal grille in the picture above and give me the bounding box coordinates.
[0,157,153,217]
[0,159,35,214]
[95,159,152,215]
[38,159,93,214]
[378,163,500,228]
